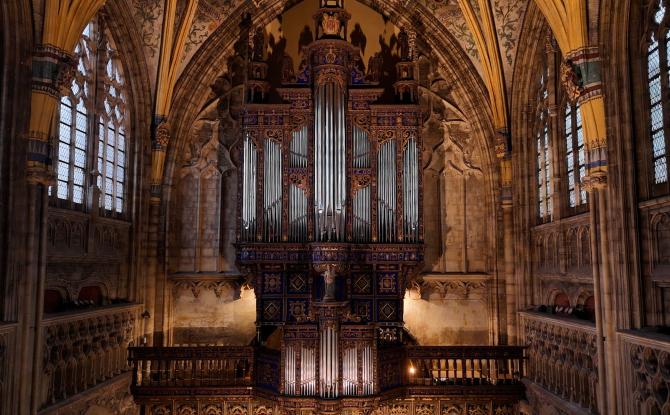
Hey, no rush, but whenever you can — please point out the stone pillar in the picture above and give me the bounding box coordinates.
[563,45,617,414]
[145,118,170,345]
[497,129,516,344]
[18,44,76,414]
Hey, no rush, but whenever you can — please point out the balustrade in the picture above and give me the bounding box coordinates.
[0,323,17,414]
[404,346,525,387]
[619,331,670,415]
[40,303,141,409]
[520,311,598,413]
[128,346,255,389]
[129,344,525,399]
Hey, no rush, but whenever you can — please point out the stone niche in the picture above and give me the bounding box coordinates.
[170,277,256,346]
[403,276,492,345]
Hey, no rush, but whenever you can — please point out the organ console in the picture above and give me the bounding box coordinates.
[236,0,424,398]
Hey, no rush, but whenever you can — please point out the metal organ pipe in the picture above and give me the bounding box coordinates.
[285,345,296,395]
[320,325,338,398]
[352,126,371,242]
[263,138,282,242]
[362,344,373,395]
[314,82,346,242]
[377,140,397,242]
[289,127,308,242]
[301,345,316,396]
[403,137,419,242]
[242,132,257,241]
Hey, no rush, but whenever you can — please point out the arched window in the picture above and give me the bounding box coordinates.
[56,18,129,215]
[565,102,587,208]
[647,0,668,186]
[57,24,93,205]
[536,69,552,222]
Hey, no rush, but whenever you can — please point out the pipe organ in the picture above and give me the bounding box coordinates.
[236,0,424,400]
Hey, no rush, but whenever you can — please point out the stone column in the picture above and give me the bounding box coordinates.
[563,45,617,413]
[144,119,170,345]
[497,129,516,344]
[18,44,77,414]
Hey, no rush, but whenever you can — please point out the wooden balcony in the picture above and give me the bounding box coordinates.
[128,345,526,405]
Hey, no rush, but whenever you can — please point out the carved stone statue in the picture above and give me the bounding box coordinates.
[322,265,337,301]
[253,27,265,61]
[398,29,410,61]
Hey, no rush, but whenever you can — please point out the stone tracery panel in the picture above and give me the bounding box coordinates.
[520,312,598,413]
[530,216,592,309]
[620,331,670,415]
[639,202,670,326]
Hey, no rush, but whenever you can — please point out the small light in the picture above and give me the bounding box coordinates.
[409,366,416,375]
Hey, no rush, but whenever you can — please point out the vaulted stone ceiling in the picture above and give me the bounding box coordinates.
[129,0,528,98]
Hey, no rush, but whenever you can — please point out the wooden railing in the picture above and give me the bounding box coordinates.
[129,344,525,399]
[128,346,255,388]
[128,345,282,396]
[377,345,525,392]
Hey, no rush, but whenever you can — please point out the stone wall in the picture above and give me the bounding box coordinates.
[169,276,256,346]
[404,275,492,345]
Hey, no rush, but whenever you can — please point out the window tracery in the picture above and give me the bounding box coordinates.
[536,69,552,222]
[57,23,93,206]
[565,102,587,208]
[56,19,129,215]
[646,0,669,187]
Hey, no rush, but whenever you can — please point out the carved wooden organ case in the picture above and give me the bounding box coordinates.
[236,0,424,399]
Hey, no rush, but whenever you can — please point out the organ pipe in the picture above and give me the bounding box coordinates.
[314,82,346,242]
[353,187,371,242]
[403,137,419,242]
[343,347,355,395]
[301,345,316,395]
[320,325,339,398]
[263,138,282,242]
[290,126,308,168]
[377,140,397,243]
[289,126,308,241]
[362,344,373,395]
[285,345,296,395]
[242,132,257,241]
[353,126,370,168]
[352,126,371,242]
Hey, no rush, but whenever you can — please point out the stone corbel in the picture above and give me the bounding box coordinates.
[27,45,77,184]
[151,119,170,197]
[561,47,608,187]
[32,44,76,99]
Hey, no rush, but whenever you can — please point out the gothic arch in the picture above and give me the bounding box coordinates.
[101,0,153,201]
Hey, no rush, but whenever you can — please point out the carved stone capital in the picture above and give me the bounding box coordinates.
[582,172,608,192]
[32,44,76,98]
[25,132,54,185]
[560,60,583,103]
[154,121,170,150]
